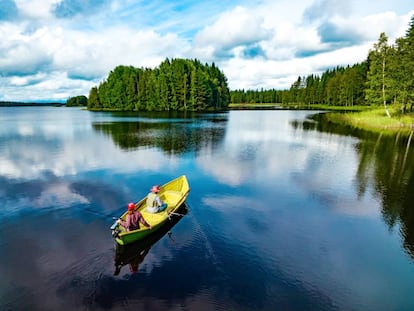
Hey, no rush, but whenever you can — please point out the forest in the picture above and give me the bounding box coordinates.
[78,15,413,113]
[86,58,230,111]
[231,15,414,115]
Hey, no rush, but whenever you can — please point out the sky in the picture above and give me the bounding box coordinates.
[0,0,412,102]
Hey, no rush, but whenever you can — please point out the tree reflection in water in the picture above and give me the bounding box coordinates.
[292,113,414,259]
[92,111,227,153]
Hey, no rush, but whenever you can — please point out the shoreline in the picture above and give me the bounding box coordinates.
[230,103,414,134]
[322,108,414,135]
[4,103,414,134]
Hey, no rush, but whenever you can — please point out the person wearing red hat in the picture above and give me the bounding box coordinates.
[118,202,152,231]
[146,185,168,213]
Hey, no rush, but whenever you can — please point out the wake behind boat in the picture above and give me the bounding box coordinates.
[111,175,190,245]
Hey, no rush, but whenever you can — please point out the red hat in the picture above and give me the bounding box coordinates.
[127,202,135,211]
[151,185,160,193]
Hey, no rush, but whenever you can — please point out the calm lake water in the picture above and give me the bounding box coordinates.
[0,106,413,311]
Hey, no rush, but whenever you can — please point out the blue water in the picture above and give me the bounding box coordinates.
[0,107,413,311]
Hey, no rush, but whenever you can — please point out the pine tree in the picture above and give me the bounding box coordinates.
[394,15,414,113]
[87,87,100,109]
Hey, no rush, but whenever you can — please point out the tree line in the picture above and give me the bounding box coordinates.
[69,15,413,113]
[86,58,230,111]
[231,15,414,114]
[230,63,367,107]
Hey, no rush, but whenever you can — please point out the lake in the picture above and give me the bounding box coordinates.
[0,106,413,311]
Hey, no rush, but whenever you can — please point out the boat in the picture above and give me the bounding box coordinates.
[114,203,189,275]
[110,175,190,245]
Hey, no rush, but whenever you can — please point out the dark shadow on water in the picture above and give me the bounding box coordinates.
[106,110,229,120]
[113,203,189,276]
[92,112,228,153]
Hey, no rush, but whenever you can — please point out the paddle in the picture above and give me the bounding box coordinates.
[168,211,186,217]
[110,217,120,230]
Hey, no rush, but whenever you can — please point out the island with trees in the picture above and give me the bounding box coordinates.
[86,58,230,112]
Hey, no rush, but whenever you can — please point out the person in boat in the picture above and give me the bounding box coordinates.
[118,202,152,231]
[146,185,168,213]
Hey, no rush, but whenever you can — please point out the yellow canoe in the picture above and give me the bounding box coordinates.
[111,175,190,245]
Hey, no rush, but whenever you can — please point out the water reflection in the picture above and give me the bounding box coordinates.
[2,107,414,310]
[92,113,227,153]
[356,132,414,259]
[296,113,414,259]
[114,204,188,275]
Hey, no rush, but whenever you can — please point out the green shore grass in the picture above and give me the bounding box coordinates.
[324,107,414,134]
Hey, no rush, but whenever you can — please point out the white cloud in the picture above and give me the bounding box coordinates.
[15,0,59,19]
[0,122,178,179]
[193,6,269,58]
[0,0,413,101]
[52,27,186,76]
[0,25,55,75]
[0,21,190,100]
[302,0,352,22]
[33,182,90,208]
[360,11,411,40]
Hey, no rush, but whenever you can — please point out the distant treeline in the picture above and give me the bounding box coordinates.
[0,101,64,107]
[87,58,230,111]
[231,15,414,114]
[230,62,367,107]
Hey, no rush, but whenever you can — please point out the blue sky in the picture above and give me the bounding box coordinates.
[0,0,412,102]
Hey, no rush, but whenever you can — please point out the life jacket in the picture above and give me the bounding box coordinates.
[146,192,158,213]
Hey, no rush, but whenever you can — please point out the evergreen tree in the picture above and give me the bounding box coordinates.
[87,87,100,109]
[405,15,414,112]
[66,95,87,107]
[394,16,414,112]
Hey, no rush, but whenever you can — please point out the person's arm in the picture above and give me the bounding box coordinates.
[137,211,151,229]
[155,195,163,206]
[118,215,131,230]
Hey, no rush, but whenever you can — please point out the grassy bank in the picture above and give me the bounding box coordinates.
[324,107,414,134]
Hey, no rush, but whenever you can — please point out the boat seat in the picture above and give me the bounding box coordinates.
[141,210,165,224]
[161,190,183,206]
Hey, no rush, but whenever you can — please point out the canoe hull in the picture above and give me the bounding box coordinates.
[111,175,190,245]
